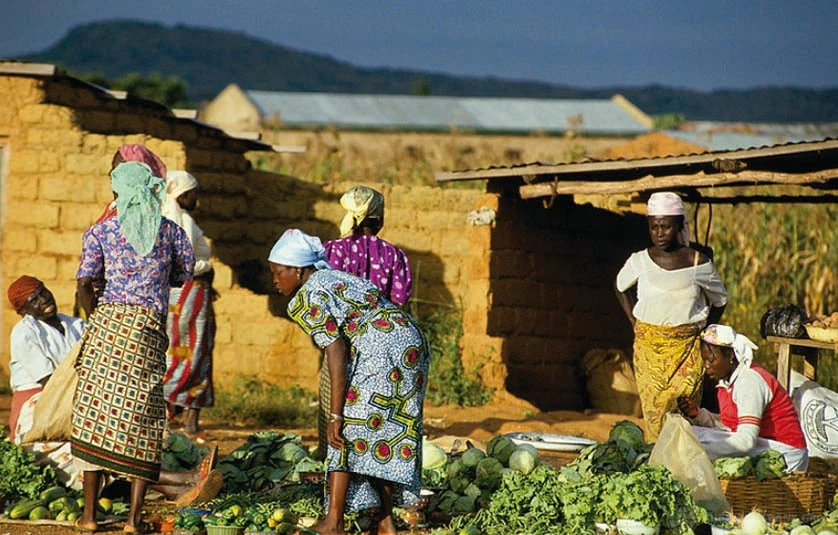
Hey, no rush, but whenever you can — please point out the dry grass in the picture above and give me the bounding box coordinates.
[250,128,623,186]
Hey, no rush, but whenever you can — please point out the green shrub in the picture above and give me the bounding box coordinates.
[204,377,317,428]
[412,302,494,407]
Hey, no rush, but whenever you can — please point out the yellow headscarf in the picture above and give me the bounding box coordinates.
[338,186,384,237]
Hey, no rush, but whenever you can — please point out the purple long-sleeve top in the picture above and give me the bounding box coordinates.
[323,235,412,306]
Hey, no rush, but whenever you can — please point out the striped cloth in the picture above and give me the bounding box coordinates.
[70,303,168,481]
[163,280,215,410]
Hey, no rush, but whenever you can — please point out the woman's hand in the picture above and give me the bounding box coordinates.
[677,395,699,418]
[327,420,345,450]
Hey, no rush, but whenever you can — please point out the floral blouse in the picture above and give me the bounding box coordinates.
[77,217,194,315]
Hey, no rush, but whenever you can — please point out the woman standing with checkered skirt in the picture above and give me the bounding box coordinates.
[73,161,194,534]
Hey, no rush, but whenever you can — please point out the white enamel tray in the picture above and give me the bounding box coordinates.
[505,432,598,452]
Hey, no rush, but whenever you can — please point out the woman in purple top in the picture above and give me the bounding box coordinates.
[73,161,193,534]
[324,186,412,306]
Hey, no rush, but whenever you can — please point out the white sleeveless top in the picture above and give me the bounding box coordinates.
[616,249,727,326]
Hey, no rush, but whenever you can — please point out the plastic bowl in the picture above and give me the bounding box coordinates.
[616,518,660,535]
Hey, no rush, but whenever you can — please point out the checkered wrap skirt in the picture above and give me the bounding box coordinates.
[70,303,168,481]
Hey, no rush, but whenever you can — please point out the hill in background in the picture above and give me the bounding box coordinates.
[20,20,838,123]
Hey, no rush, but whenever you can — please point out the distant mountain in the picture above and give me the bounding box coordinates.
[20,20,838,123]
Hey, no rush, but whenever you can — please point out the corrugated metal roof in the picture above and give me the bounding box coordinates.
[245,91,651,135]
[663,121,838,152]
[435,138,838,182]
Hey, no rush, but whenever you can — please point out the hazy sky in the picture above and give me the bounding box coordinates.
[3,0,837,91]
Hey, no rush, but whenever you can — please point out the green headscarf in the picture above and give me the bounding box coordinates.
[111,161,166,256]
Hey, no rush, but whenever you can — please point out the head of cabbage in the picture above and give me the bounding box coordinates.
[608,420,646,451]
[508,444,539,475]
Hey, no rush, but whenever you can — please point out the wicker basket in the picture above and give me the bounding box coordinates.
[205,526,243,535]
[719,473,838,521]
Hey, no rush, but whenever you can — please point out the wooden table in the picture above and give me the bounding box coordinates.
[767,335,838,390]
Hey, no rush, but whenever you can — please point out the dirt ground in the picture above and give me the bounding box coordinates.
[0,392,639,534]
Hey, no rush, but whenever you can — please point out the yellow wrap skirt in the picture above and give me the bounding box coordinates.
[633,320,703,441]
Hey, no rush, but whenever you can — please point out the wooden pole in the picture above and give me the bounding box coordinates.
[518,168,838,199]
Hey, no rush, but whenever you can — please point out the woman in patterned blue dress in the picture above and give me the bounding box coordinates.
[268,229,429,535]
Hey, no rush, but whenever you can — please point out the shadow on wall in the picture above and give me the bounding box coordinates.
[193,165,455,320]
[486,193,649,411]
[192,167,342,317]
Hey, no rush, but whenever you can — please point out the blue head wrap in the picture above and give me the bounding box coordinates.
[268,229,332,270]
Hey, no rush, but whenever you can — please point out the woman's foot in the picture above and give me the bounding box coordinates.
[376,514,398,535]
[74,517,98,532]
[311,516,346,535]
[123,519,151,534]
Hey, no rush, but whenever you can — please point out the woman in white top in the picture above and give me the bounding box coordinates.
[615,192,727,440]
[162,171,216,440]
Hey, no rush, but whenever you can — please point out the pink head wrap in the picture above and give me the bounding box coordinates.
[647,191,690,246]
[647,192,685,216]
[118,145,167,180]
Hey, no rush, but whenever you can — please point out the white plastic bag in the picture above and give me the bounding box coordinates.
[790,371,838,460]
[648,413,729,514]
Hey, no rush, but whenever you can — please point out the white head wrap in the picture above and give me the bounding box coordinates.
[647,191,690,246]
[162,170,199,227]
[701,324,759,387]
[339,186,385,237]
[268,229,332,270]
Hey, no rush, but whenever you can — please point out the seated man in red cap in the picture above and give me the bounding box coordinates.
[7,275,85,439]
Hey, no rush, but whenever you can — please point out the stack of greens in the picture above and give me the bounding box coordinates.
[434,422,710,535]
[215,431,324,492]
[0,438,58,503]
[714,449,787,481]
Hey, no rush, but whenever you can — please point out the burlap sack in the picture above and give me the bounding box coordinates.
[581,348,642,416]
[21,340,80,443]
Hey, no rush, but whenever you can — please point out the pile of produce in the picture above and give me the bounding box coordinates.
[429,422,710,535]
[714,450,787,481]
[712,503,838,534]
[174,485,375,533]
[0,438,58,503]
[215,431,324,492]
[425,435,540,516]
[2,485,127,522]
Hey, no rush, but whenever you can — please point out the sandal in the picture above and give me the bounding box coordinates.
[174,469,224,507]
[74,517,98,532]
[123,519,152,534]
[199,444,219,479]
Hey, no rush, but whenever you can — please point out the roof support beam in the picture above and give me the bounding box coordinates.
[518,168,838,199]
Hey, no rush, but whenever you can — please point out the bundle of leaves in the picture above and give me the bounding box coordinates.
[215,431,324,492]
[161,432,210,471]
[0,439,58,501]
[713,449,787,481]
[598,465,711,533]
[452,464,566,535]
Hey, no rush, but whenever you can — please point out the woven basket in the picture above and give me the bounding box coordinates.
[719,473,838,521]
[205,526,243,535]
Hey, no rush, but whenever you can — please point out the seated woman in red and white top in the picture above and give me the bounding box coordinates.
[678,324,808,471]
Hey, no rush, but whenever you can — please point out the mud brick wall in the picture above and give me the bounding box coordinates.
[461,186,647,410]
[0,72,482,393]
